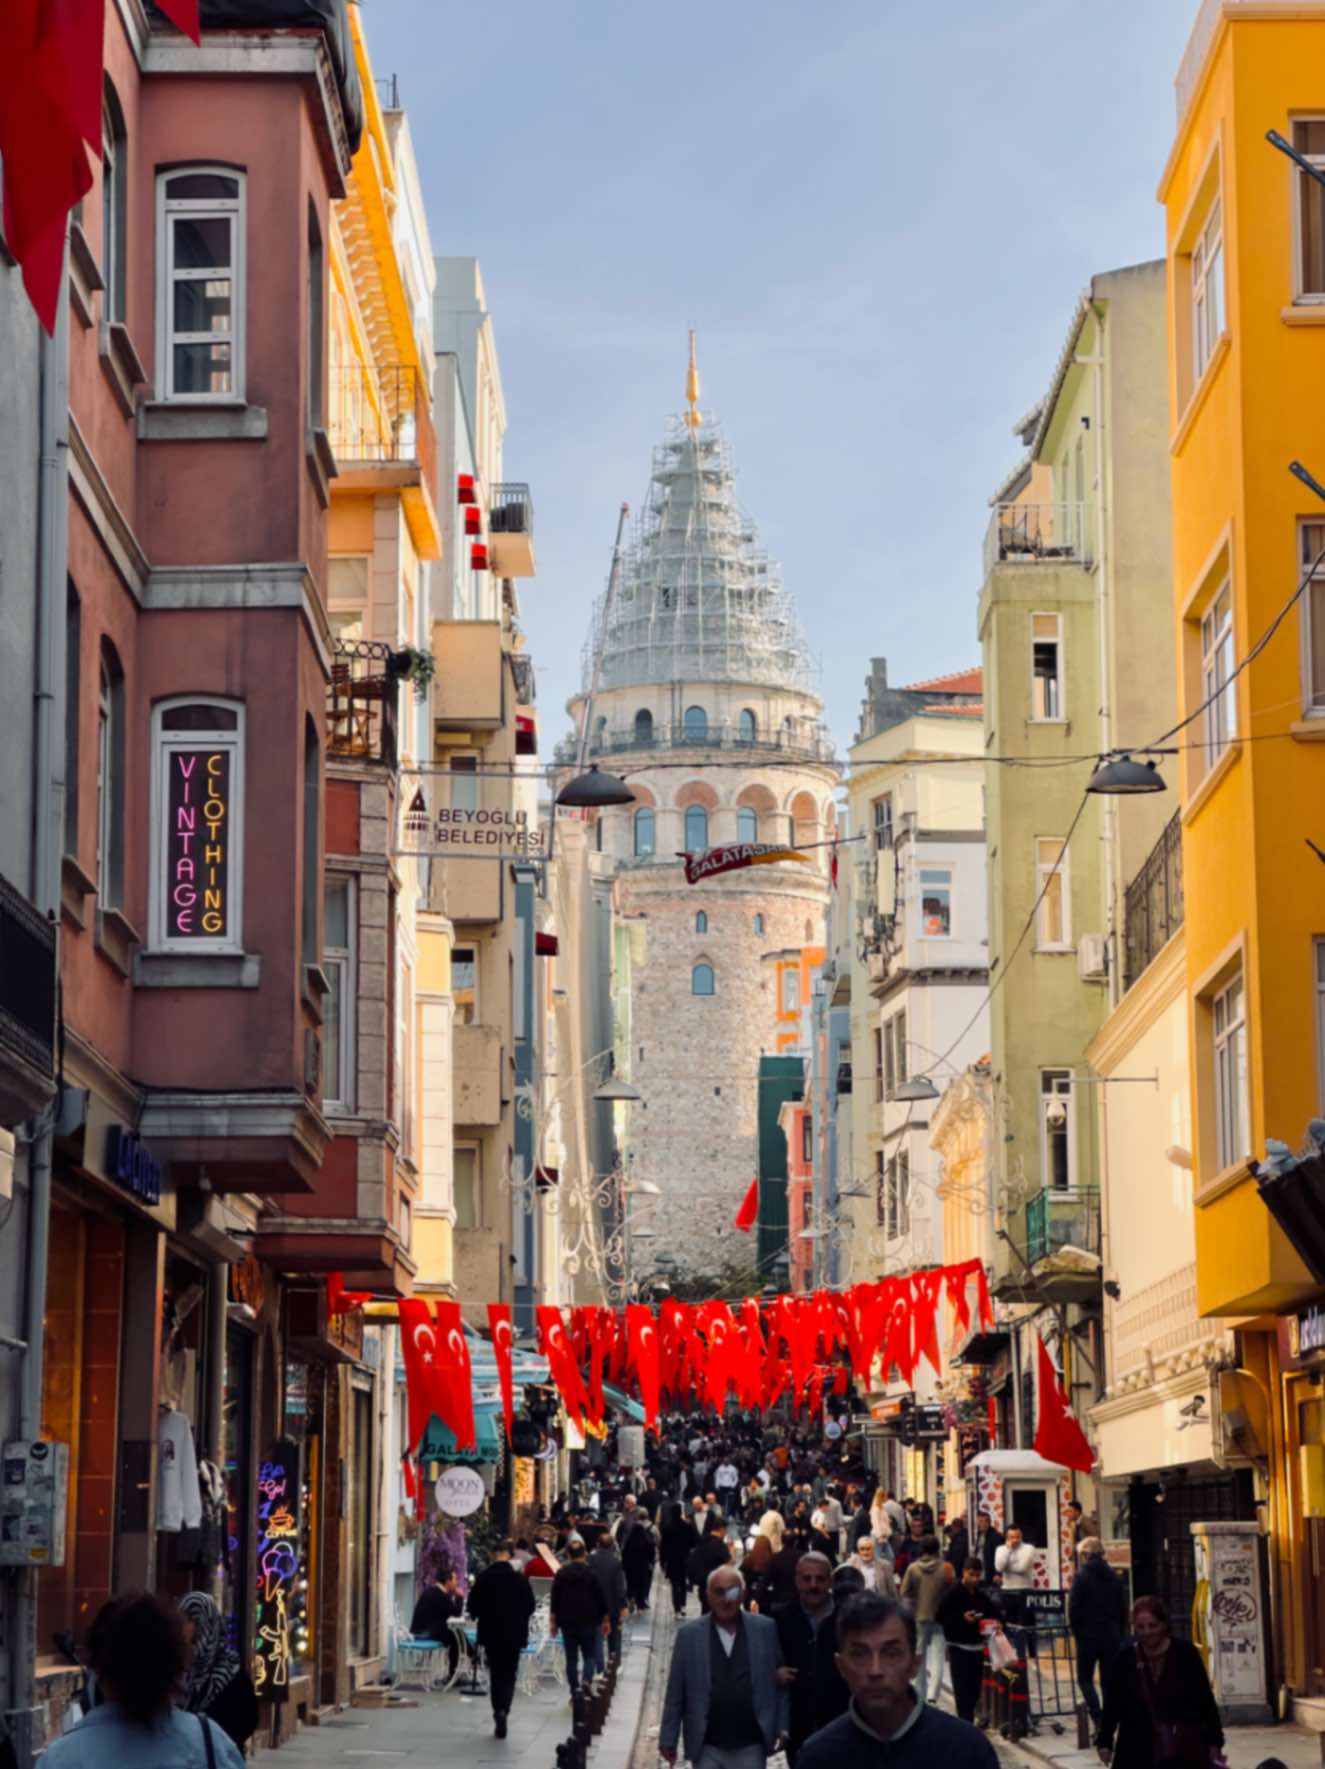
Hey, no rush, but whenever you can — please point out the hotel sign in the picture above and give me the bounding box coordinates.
[166,749,231,938]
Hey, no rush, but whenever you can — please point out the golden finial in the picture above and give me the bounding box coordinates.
[683,328,702,429]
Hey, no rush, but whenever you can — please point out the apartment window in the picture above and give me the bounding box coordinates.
[883,1010,907,1098]
[684,804,709,852]
[692,962,715,997]
[399,956,415,1160]
[157,168,245,400]
[873,1027,884,1102]
[781,967,799,1014]
[1191,198,1224,382]
[450,754,479,814]
[307,201,324,428]
[695,911,708,934]
[1034,837,1071,950]
[874,1149,886,1226]
[1293,120,1325,299]
[96,643,125,908]
[452,946,477,1024]
[1040,1070,1074,1192]
[1201,584,1236,761]
[101,82,127,322]
[453,1146,479,1229]
[1031,613,1063,720]
[323,876,355,1109]
[1301,522,1325,713]
[802,1117,813,1164]
[754,913,765,936]
[886,1150,911,1239]
[150,699,244,951]
[633,708,653,746]
[918,866,952,938]
[64,585,81,857]
[872,794,893,851]
[1213,973,1250,1172]
[683,705,708,743]
[301,718,319,972]
[738,708,757,744]
[633,807,656,857]
[327,555,368,644]
[736,807,758,844]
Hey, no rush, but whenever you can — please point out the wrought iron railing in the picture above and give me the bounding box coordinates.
[1024,1187,1101,1265]
[326,640,399,767]
[983,501,1088,576]
[553,721,836,766]
[1123,812,1183,991]
[328,363,437,492]
[490,482,533,536]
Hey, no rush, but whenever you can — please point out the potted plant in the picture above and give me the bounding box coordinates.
[389,646,436,702]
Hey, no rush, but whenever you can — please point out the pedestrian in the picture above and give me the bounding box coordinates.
[774,1552,837,1764]
[892,1513,928,1579]
[178,1592,258,1752]
[812,1487,844,1562]
[621,1504,657,1611]
[1070,1538,1128,1732]
[688,1515,733,1614]
[993,1524,1037,1654]
[743,1511,785,1610]
[588,1530,629,1663]
[641,1475,663,1519]
[768,1524,809,1610]
[938,1558,1003,1723]
[899,1533,950,1702]
[946,1516,970,1581]
[715,1453,741,1500]
[796,1593,998,1769]
[1068,1498,1101,1546]
[975,1511,1003,1583]
[1098,1595,1223,1769]
[846,1490,874,1552]
[467,1538,538,1739]
[43,1591,244,1768]
[550,1538,611,1694]
[407,1569,464,1684]
[660,1566,789,1769]
[661,1500,700,1618]
[845,1535,896,1598]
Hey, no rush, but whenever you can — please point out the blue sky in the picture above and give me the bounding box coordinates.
[366,0,1197,753]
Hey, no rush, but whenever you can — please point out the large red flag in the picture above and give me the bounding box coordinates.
[537,1305,587,1431]
[625,1305,660,1434]
[734,1177,759,1233]
[1033,1334,1095,1473]
[155,0,201,40]
[398,1297,444,1452]
[434,1300,476,1453]
[487,1303,515,1442]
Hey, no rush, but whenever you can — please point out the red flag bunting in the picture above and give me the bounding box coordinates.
[734,1176,759,1233]
[1032,1333,1095,1474]
[487,1303,515,1442]
[434,1300,476,1455]
[625,1304,660,1434]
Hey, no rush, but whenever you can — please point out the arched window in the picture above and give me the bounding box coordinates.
[754,913,766,935]
[738,708,757,744]
[97,642,125,907]
[692,962,715,996]
[683,705,708,743]
[736,807,758,844]
[684,804,709,851]
[634,808,656,857]
[696,911,708,934]
[101,78,127,323]
[634,708,654,747]
[158,167,245,400]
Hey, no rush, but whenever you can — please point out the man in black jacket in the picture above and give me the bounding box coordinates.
[466,1541,536,1739]
[1068,1538,1127,1727]
[551,1538,610,1693]
[620,1506,657,1612]
[774,1553,836,1764]
[686,1516,732,1615]
[975,1511,1003,1582]
[588,1533,629,1663]
[937,1558,1002,1722]
[410,1569,463,1683]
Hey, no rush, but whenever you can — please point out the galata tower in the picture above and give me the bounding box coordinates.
[564,339,840,1285]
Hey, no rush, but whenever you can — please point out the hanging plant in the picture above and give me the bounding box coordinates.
[389,646,436,702]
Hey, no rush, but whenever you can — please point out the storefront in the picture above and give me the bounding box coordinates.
[1278,1303,1325,1701]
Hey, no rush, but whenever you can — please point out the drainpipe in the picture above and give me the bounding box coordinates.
[1075,306,1116,998]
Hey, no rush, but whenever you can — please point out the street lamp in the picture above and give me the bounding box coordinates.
[593,1073,643,1103]
[555,764,635,809]
[892,1075,941,1102]
[1086,754,1166,795]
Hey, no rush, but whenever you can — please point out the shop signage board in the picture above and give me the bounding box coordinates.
[253,1439,301,1702]
[1282,1303,1325,1370]
[104,1125,162,1205]
[166,749,232,937]
[0,1440,68,1566]
[395,770,547,862]
[434,1465,485,1517]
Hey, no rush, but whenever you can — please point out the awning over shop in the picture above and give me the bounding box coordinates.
[419,1406,503,1466]
[953,1325,1010,1365]
[603,1384,645,1424]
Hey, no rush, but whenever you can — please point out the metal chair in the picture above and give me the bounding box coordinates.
[393,1610,446,1694]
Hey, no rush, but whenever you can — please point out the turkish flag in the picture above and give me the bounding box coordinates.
[398,1297,445,1452]
[434,1300,476,1454]
[911,1269,946,1378]
[734,1177,759,1233]
[881,1277,915,1385]
[1033,1334,1095,1473]
[487,1303,515,1442]
[625,1305,659,1433]
[537,1305,587,1432]
[155,0,201,40]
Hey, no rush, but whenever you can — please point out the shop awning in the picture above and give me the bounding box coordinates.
[419,1406,504,1466]
[603,1384,646,1424]
[952,1325,1010,1365]
[1256,1146,1325,1284]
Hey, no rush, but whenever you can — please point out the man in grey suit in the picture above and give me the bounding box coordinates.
[660,1565,789,1769]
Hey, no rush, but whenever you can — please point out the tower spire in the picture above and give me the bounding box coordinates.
[683,328,702,429]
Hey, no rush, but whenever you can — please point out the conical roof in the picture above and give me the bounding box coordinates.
[581,361,818,699]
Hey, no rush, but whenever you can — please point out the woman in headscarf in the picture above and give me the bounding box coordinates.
[740,1510,784,1609]
[178,1592,258,1751]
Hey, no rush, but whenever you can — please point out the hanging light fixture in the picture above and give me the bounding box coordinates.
[555,764,635,809]
[892,1075,941,1103]
[1086,753,1167,795]
[592,1074,643,1103]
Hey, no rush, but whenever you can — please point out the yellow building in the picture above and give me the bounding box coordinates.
[1160,0,1325,1712]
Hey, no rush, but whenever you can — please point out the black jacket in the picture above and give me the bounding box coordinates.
[1099,1640,1223,1767]
[467,1559,536,1654]
[947,1526,970,1576]
[799,1697,999,1769]
[976,1525,1003,1582]
[621,1518,656,1575]
[410,1584,462,1641]
[660,1514,699,1578]
[686,1533,731,1592]
[937,1581,1002,1646]
[766,1544,803,1610]
[589,1546,628,1618]
[202,1667,259,1750]
[774,1603,837,1750]
[1069,1557,1128,1645]
[551,1559,609,1629]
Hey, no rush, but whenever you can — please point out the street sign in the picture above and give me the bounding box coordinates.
[434,1465,485,1517]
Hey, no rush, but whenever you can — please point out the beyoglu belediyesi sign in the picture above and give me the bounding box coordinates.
[166,749,230,937]
[398,785,547,859]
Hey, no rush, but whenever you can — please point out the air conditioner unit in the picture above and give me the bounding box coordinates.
[1077,933,1108,981]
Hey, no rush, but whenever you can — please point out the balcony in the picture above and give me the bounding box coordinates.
[553,718,836,767]
[488,483,535,577]
[453,1023,502,1125]
[999,1187,1102,1303]
[326,640,399,768]
[328,362,440,558]
[983,502,1089,576]
[0,873,57,1126]
[1123,812,1183,991]
[432,620,504,729]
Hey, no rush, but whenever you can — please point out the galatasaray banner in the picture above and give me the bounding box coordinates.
[683,841,809,884]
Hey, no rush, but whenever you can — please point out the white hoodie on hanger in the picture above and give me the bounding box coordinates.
[157,1407,203,1532]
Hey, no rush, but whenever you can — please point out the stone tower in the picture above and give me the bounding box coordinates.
[563,341,839,1283]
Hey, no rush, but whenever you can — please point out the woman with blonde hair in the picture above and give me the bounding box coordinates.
[740,1509,784,1609]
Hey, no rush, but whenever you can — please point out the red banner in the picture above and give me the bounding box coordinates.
[487,1303,515,1442]
[683,842,808,885]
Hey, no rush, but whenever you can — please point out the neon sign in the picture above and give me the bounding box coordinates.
[253,1442,300,1702]
[166,749,230,939]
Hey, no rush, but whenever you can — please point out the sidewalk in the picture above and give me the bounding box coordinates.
[252,1609,659,1769]
[1003,1714,1321,1769]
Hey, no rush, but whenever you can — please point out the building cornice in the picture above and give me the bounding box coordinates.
[144,561,332,680]
[68,415,150,602]
[1086,927,1186,1075]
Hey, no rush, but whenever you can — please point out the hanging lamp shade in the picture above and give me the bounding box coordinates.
[555,765,635,809]
[1086,754,1167,795]
[892,1075,941,1102]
